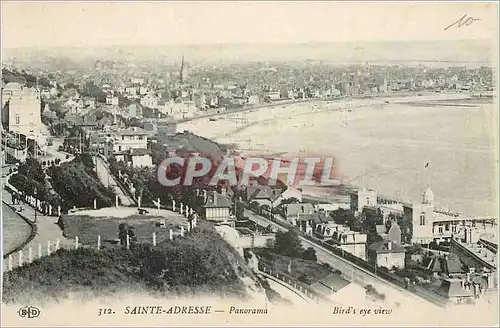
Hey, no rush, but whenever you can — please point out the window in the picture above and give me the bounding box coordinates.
[419,213,426,225]
[118,146,122,151]
[452,226,457,233]
[138,136,144,140]
[122,136,125,140]
[15,115,20,125]
[366,197,370,205]
[445,224,450,231]
[438,226,443,234]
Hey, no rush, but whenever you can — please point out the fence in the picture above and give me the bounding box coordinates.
[3,220,196,274]
[4,152,76,216]
[258,262,331,304]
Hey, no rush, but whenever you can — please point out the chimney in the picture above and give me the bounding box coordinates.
[213,193,217,206]
[387,241,392,251]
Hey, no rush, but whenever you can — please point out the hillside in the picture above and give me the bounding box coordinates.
[2,221,260,305]
[1,68,50,88]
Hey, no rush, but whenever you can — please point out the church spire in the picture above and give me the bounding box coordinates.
[179,55,184,84]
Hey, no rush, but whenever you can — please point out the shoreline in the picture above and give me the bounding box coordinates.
[177,91,477,125]
[178,92,496,217]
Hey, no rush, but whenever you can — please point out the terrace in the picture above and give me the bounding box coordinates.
[59,207,190,246]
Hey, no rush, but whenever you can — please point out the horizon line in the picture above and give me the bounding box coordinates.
[2,37,494,51]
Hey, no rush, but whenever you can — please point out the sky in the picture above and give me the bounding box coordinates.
[1,1,498,49]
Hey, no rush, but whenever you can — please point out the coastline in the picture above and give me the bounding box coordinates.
[176,91,475,125]
[177,92,497,216]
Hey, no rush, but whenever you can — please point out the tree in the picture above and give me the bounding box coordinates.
[274,229,303,258]
[235,200,245,219]
[302,247,317,261]
[298,274,311,284]
[119,223,130,246]
[331,209,359,230]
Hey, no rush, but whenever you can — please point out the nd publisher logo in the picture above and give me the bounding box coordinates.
[18,306,40,319]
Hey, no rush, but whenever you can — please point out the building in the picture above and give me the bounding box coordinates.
[368,240,406,269]
[268,90,281,100]
[350,189,377,214]
[271,186,302,207]
[331,228,368,260]
[140,93,158,109]
[106,95,119,106]
[283,203,315,222]
[131,78,145,85]
[65,98,84,114]
[114,148,153,167]
[125,87,137,98]
[113,127,148,153]
[193,93,207,109]
[248,95,260,105]
[89,131,114,157]
[246,185,281,207]
[2,83,43,136]
[203,190,232,222]
[436,271,496,304]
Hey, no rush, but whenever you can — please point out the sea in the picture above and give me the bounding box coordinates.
[180,98,498,217]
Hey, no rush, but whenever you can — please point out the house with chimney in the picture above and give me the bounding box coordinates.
[245,185,282,207]
[368,240,406,269]
[203,190,232,222]
[329,227,368,260]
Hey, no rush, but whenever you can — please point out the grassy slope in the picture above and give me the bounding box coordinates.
[49,160,115,209]
[3,221,254,304]
[254,248,332,284]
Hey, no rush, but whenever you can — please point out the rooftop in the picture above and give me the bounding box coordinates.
[284,203,315,217]
[369,240,405,254]
[204,191,232,209]
[117,127,148,136]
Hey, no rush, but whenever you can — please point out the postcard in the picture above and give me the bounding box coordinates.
[1,1,498,327]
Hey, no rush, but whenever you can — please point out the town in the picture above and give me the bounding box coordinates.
[1,50,497,311]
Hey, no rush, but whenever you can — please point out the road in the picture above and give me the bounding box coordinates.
[94,156,135,206]
[1,139,76,271]
[2,176,73,272]
[244,209,437,308]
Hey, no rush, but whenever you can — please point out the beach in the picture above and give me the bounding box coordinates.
[178,94,498,217]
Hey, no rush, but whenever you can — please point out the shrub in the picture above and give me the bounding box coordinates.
[302,247,317,261]
[298,274,311,284]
